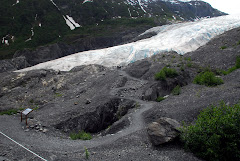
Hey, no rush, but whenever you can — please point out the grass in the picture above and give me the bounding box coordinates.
[193,71,224,87]
[70,131,92,140]
[55,93,63,97]
[172,85,181,95]
[155,67,178,80]
[180,102,240,161]
[0,108,24,115]
[156,97,165,102]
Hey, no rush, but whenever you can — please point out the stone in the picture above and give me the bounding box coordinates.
[43,129,48,133]
[85,99,91,104]
[147,117,181,146]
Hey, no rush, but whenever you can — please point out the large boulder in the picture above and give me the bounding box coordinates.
[147,117,181,146]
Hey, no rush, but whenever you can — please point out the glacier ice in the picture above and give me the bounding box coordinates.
[17,15,240,72]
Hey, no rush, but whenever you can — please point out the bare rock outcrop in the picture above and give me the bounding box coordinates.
[147,117,181,146]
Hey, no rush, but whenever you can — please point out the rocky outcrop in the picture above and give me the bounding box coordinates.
[147,117,181,146]
[55,98,135,133]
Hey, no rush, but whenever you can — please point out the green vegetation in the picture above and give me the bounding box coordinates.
[237,40,240,45]
[187,62,192,67]
[155,67,178,80]
[0,108,24,115]
[180,102,240,161]
[172,85,181,95]
[156,97,165,102]
[221,56,240,75]
[85,147,90,159]
[55,93,63,97]
[220,45,227,50]
[70,131,92,140]
[184,57,192,61]
[135,102,140,109]
[193,71,223,87]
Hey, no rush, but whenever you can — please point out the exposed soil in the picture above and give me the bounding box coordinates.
[0,27,240,161]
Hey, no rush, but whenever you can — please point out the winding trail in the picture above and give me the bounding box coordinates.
[0,69,156,160]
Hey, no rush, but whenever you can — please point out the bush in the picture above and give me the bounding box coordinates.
[172,85,181,95]
[180,102,240,161]
[193,71,223,86]
[156,97,165,102]
[70,131,92,140]
[155,70,166,80]
[155,67,178,80]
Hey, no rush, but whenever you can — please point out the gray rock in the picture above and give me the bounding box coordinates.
[147,117,181,146]
[43,129,48,133]
[85,99,91,104]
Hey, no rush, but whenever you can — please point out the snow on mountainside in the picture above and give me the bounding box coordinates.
[17,15,240,72]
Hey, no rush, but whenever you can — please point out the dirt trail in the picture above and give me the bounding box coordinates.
[0,69,156,160]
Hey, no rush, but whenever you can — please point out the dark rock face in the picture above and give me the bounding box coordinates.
[147,117,181,146]
[55,98,135,133]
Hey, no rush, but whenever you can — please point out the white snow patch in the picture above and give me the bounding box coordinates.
[63,16,75,30]
[12,0,20,6]
[25,28,34,42]
[66,15,81,27]
[49,0,60,10]
[64,15,81,30]
[16,15,240,72]
[128,8,132,17]
[137,0,147,13]
[83,0,93,4]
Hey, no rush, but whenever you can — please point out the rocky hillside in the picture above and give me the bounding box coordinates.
[0,0,225,62]
[0,27,239,161]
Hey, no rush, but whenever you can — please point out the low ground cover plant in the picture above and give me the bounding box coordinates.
[156,97,165,102]
[0,108,24,115]
[193,71,223,86]
[180,102,240,161]
[172,85,181,95]
[70,131,92,140]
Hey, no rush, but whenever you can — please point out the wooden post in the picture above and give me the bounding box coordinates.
[21,112,23,122]
[26,115,28,125]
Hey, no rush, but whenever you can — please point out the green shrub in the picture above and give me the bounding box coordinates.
[155,70,166,80]
[70,131,92,140]
[172,85,181,95]
[220,46,227,50]
[155,67,178,80]
[156,97,165,102]
[164,67,178,77]
[180,102,240,161]
[193,71,223,86]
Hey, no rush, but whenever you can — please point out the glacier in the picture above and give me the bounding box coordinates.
[17,15,240,72]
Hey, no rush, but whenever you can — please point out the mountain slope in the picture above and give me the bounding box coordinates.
[0,0,225,60]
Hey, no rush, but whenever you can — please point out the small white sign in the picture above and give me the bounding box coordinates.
[22,108,32,115]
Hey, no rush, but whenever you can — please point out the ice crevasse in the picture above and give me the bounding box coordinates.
[17,14,240,72]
